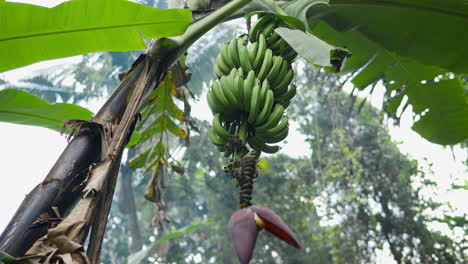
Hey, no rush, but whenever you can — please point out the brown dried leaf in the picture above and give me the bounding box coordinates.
[83,159,112,195]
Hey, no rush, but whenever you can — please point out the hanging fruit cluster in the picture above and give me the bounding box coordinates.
[207,14,301,264]
[207,14,297,155]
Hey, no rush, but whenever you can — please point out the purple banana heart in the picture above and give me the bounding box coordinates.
[228,207,260,264]
[229,205,300,264]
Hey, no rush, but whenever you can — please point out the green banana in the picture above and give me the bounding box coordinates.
[257,79,269,110]
[260,22,277,40]
[220,75,239,106]
[266,31,281,47]
[220,43,234,69]
[248,42,258,66]
[258,125,288,144]
[207,91,223,113]
[276,84,296,103]
[238,44,252,73]
[270,58,289,90]
[238,35,249,46]
[284,49,298,62]
[233,72,244,109]
[257,49,273,81]
[243,71,256,112]
[269,37,288,51]
[216,54,231,75]
[213,63,224,79]
[247,82,261,124]
[253,34,267,70]
[238,123,248,144]
[276,41,295,58]
[261,144,280,154]
[213,113,233,141]
[228,39,240,67]
[208,127,227,147]
[254,89,274,126]
[236,67,244,77]
[258,116,289,137]
[247,136,280,154]
[266,56,283,85]
[255,104,284,132]
[273,69,294,96]
[211,81,230,107]
[249,15,274,42]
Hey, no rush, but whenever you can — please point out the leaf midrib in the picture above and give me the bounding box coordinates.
[0,109,65,124]
[1,21,189,42]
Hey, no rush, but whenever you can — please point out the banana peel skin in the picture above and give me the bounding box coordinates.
[228,205,300,264]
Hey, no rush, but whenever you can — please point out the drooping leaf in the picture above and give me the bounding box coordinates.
[128,72,187,207]
[0,0,191,72]
[0,89,93,131]
[165,115,187,139]
[140,114,167,143]
[278,0,468,144]
[301,15,468,144]
[306,0,468,73]
[126,130,142,148]
[409,79,468,145]
[275,27,350,71]
[129,141,165,170]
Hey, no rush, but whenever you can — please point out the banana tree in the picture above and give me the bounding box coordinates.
[0,0,467,263]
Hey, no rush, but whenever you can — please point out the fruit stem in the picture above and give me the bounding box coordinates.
[238,123,248,145]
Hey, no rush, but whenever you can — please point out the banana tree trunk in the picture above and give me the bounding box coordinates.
[0,129,101,257]
[0,57,150,258]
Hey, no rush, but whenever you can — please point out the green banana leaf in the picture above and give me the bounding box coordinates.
[0,88,93,131]
[307,0,468,74]
[0,251,27,264]
[0,88,143,147]
[0,0,191,72]
[282,0,468,145]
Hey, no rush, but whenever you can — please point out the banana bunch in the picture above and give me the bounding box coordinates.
[213,36,296,107]
[208,14,297,155]
[249,14,297,61]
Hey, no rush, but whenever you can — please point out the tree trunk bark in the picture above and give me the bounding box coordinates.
[0,128,101,257]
